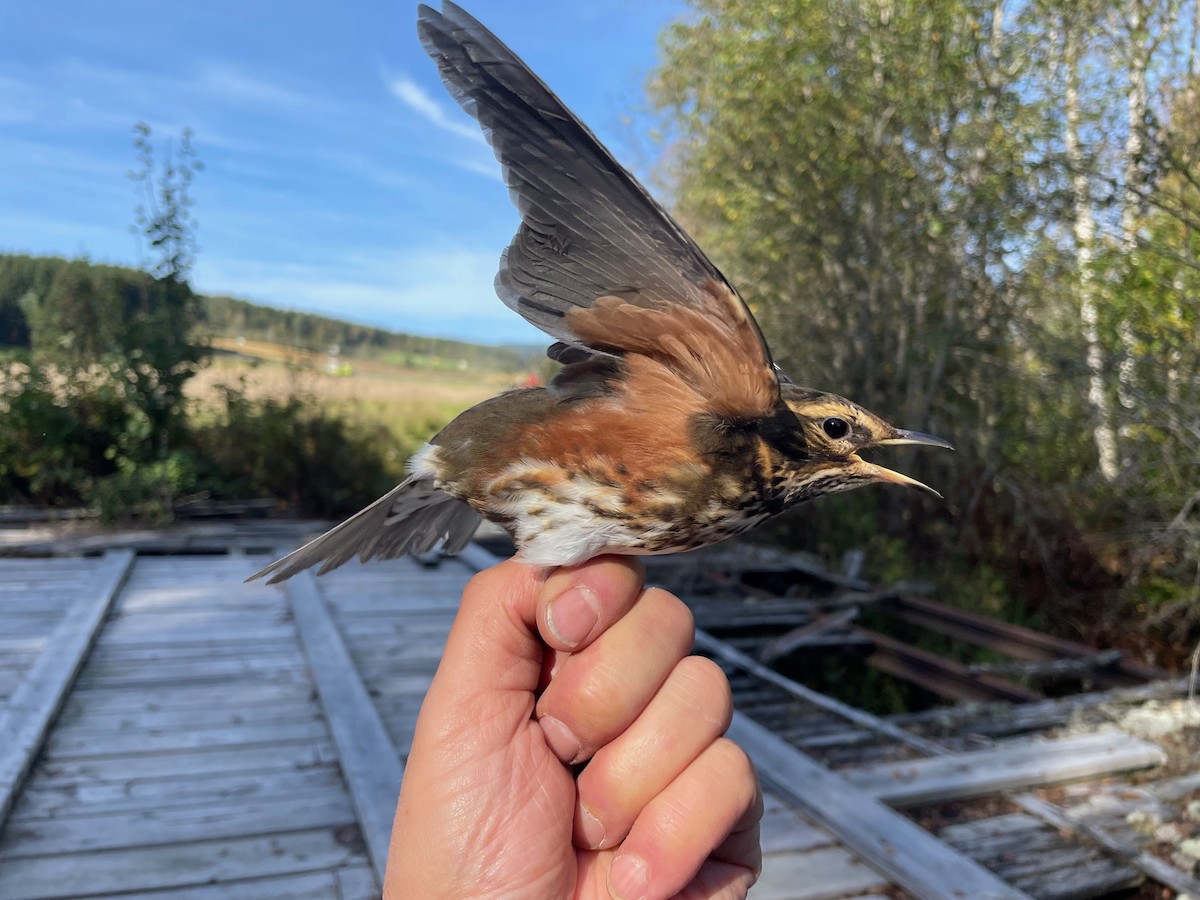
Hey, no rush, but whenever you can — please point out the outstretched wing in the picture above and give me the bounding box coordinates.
[417,2,780,417]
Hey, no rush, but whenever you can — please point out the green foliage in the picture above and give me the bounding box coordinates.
[89,450,205,523]
[189,379,402,518]
[20,258,204,461]
[0,361,400,521]
[130,122,203,283]
[0,250,507,522]
[0,360,158,508]
[653,0,1200,658]
[0,255,62,346]
[0,124,212,520]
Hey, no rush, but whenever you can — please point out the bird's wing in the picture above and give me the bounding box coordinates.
[417,2,780,417]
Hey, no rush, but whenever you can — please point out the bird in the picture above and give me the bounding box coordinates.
[249,1,952,585]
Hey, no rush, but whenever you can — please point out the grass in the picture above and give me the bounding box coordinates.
[187,355,519,467]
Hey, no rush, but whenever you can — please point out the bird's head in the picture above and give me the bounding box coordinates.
[772,385,953,500]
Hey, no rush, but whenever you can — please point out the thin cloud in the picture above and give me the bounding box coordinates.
[192,244,545,345]
[387,74,485,145]
[195,63,311,109]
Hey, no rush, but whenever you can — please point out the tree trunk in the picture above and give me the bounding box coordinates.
[1065,21,1120,481]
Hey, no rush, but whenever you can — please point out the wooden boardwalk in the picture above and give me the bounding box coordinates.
[0,552,375,900]
[0,537,1191,899]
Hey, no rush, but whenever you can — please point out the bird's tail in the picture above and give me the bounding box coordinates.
[247,475,481,584]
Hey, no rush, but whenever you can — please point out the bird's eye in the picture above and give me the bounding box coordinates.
[822,417,850,439]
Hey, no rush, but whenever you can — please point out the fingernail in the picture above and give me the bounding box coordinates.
[608,853,649,900]
[579,803,607,849]
[546,585,600,648]
[538,715,582,763]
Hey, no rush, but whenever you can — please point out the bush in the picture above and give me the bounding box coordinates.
[0,360,137,506]
[189,379,402,518]
[0,362,400,521]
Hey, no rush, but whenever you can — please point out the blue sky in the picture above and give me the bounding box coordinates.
[0,1,687,345]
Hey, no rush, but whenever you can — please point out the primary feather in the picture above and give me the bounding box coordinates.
[415,1,776,382]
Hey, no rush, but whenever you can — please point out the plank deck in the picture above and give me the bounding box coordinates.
[285,570,405,886]
[843,730,1166,807]
[0,545,1176,900]
[0,550,135,823]
[727,710,1030,899]
[0,553,375,900]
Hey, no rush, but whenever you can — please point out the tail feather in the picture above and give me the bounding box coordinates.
[247,476,481,584]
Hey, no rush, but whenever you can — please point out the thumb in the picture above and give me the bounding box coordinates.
[412,555,649,751]
[421,558,549,723]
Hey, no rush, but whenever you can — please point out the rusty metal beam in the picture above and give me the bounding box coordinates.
[857,628,1043,703]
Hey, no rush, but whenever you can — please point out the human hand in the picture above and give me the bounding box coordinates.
[383,555,761,899]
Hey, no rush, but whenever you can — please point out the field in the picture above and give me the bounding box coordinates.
[188,343,532,466]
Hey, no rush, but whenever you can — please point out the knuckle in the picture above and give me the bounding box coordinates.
[712,738,758,801]
[643,587,695,646]
[675,656,734,728]
[650,795,694,844]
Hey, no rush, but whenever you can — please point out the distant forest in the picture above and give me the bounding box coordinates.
[0,253,536,372]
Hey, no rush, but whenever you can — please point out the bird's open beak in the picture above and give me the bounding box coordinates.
[877,429,955,451]
[858,429,952,497]
[862,463,943,498]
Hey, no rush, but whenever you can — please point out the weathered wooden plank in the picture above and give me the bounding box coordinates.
[994,845,1098,880]
[1013,857,1143,900]
[941,813,1061,855]
[46,718,330,758]
[335,866,380,900]
[0,652,42,671]
[115,587,289,612]
[0,610,69,627]
[760,793,835,855]
[357,669,444,692]
[288,571,404,886]
[0,637,47,655]
[0,595,81,613]
[881,594,1168,683]
[825,679,1188,753]
[753,847,888,900]
[78,655,310,687]
[337,631,455,655]
[86,870,342,900]
[331,593,467,614]
[0,549,135,824]
[1145,768,1200,800]
[354,660,444,685]
[726,710,1030,899]
[694,630,946,756]
[335,615,459,637]
[1014,792,1200,896]
[860,627,1043,703]
[844,731,1166,807]
[12,765,344,820]
[87,640,301,664]
[59,699,320,735]
[64,680,315,714]
[77,667,310,691]
[0,578,95,591]
[2,790,355,857]
[0,828,367,899]
[941,812,1144,900]
[99,621,296,646]
[100,607,295,628]
[28,739,337,783]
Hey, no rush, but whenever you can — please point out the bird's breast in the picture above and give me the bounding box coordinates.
[423,387,787,564]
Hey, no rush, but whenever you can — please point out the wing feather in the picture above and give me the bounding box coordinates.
[417,1,779,411]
